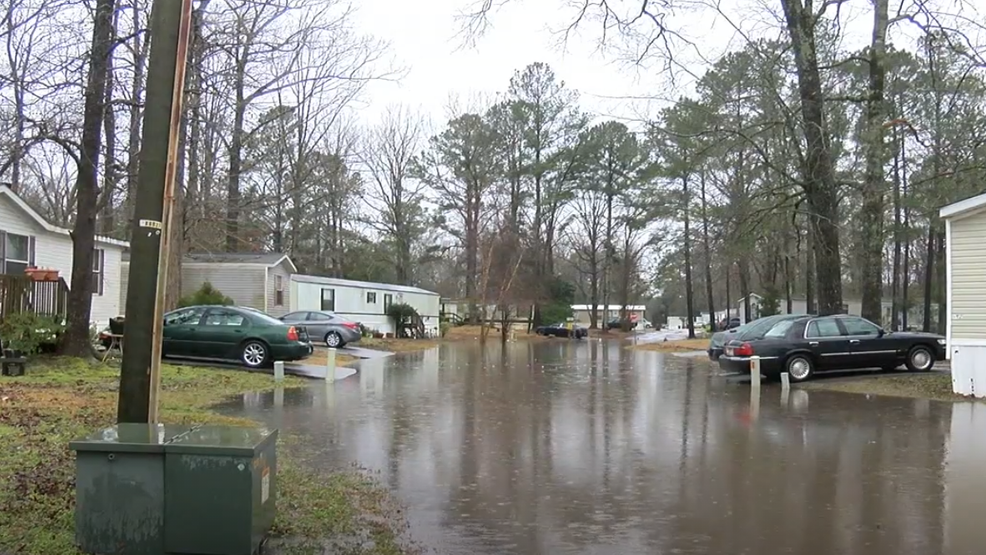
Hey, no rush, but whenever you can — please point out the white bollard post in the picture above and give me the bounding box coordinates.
[510,329,515,342]
[273,360,285,381]
[325,348,337,381]
[750,356,761,389]
[780,372,790,391]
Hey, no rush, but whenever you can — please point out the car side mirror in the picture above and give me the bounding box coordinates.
[877,328,885,337]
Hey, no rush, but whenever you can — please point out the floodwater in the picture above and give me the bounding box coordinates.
[226,340,986,554]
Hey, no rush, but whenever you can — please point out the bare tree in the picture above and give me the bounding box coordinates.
[360,104,426,284]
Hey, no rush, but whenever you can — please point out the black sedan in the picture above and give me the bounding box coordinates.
[718,314,946,382]
[535,323,588,339]
[708,314,808,361]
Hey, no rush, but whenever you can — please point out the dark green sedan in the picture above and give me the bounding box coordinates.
[162,305,314,368]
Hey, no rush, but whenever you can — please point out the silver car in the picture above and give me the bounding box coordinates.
[279,310,362,348]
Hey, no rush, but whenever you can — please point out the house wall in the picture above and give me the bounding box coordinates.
[291,277,441,335]
[180,265,267,310]
[573,307,645,324]
[265,260,293,317]
[949,212,986,342]
[2,194,123,325]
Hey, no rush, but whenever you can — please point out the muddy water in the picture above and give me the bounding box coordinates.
[228,340,986,554]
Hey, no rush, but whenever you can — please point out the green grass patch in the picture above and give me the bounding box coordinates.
[804,372,965,402]
[0,357,412,555]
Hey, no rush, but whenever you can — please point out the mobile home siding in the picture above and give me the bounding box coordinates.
[291,276,441,335]
[265,261,292,317]
[181,265,267,309]
[2,194,123,324]
[949,212,986,340]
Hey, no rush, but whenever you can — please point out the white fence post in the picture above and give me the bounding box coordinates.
[325,348,337,381]
[750,355,761,389]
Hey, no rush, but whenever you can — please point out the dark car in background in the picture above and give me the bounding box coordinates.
[279,310,362,348]
[718,314,946,382]
[708,314,807,361]
[162,305,313,368]
[535,323,588,339]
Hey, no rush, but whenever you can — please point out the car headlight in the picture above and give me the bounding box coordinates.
[937,339,946,345]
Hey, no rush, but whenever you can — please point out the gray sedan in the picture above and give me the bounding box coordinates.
[279,311,362,348]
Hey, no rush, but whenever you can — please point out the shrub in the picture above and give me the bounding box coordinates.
[178,281,234,308]
[440,321,451,337]
[386,302,418,338]
[0,312,65,355]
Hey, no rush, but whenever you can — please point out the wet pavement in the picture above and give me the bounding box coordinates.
[224,340,986,554]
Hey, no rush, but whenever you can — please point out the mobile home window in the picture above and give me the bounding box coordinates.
[321,288,335,311]
[383,293,393,313]
[274,274,284,306]
[366,291,377,304]
[92,248,104,295]
[1,232,31,275]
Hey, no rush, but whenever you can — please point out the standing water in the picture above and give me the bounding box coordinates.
[225,340,986,554]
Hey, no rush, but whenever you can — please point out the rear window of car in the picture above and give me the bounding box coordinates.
[764,320,794,338]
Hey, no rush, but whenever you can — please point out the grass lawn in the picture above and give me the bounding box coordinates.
[803,372,966,402]
[0,357,411,555]
[630,338,711,353]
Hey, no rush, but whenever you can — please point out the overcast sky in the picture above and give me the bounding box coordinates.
[348,0,922,134]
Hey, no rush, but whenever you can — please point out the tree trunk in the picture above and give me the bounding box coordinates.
[682,175,695,339]
[700,170,715,324]
[859,0,889,325]
[225,56,247,252]
[59,0,116,357]
[936,228,946,335]
[890,126,902,331]
[100,29,117,236]
[922,224,935,332]
[780,0,844,315]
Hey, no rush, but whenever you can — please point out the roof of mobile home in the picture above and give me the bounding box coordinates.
[940,192,986,220]
[291,274,439,297]
[122,251,296,270]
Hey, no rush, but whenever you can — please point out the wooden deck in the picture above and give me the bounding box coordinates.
[0,275,69,320]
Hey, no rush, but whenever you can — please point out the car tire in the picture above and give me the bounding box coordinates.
[905,345,934,372]
[785,354,814,382]
[325,331,344,349]
[240,340,269,369]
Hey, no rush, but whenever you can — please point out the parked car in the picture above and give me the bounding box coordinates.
[279,310,362,348]
[535,323,588,339]
[162,305,313,368]
[718,317,742,331]
[707,314,807,361]
[718,314,946,382]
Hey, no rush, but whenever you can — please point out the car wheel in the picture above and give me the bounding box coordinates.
[785,354,814,382]
[240,340,269,369]
[325,331,343,348]
[905,345,934,372]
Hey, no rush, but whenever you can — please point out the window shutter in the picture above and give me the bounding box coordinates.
[28,236,35,265]
[0,231,6,267]
[98,249,105,295]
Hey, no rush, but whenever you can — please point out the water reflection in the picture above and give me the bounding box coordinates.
[223,341,986,554]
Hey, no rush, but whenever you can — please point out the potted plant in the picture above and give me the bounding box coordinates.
[42,268,59,281]
[23,266,42,281]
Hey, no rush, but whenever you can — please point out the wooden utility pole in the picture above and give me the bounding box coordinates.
[117,0,194,424]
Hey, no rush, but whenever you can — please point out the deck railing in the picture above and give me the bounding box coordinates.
[0,275,70,321]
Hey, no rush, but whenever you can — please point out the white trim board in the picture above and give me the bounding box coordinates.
[951,339,986,347]
[946,218,953,360]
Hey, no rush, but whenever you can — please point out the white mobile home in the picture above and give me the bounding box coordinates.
[1,184,128,325]
[290,274,441,336]
[940,193,986,397]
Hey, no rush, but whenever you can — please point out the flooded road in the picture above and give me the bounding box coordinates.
[227,340,986,554]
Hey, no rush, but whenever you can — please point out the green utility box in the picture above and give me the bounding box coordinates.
[70,424,278,555]
[70,423,194,555]
[163,425,278,555]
